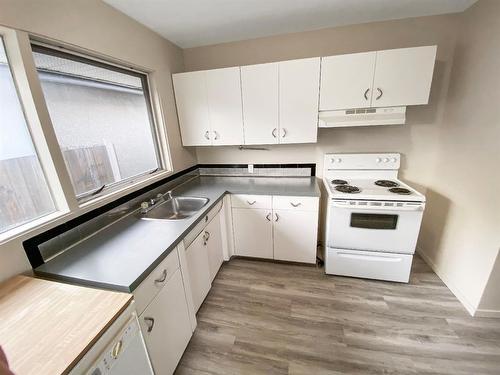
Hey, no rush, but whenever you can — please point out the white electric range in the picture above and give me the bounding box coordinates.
[323,153,425,283]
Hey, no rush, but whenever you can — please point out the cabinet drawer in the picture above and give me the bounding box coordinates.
[272,195,319,211]
[183,200,223,248]
[133,248,180,315]
[231,194,272,209]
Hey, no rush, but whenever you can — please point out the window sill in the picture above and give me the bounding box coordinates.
[0,170,173,246]
[0,210,69,245]
[78,170,173,211]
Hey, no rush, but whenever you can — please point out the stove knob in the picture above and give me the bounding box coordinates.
[376,158,382,163]
[392,157,398,163]
[336,158,342,163]
[330,158,335,163]
[383,158,389,163]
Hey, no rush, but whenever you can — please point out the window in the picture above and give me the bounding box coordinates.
[350,213,399,230]
[0,38,56,233]
[32,45,161,200]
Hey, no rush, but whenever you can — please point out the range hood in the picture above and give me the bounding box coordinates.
[318,107,406,128]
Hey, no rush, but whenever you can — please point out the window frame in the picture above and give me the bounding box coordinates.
[0,27,173,243]
[31,43,167,203]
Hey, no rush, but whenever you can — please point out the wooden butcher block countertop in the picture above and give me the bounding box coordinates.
[0,275,132,375]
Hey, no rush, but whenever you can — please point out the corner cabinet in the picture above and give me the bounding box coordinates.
[320,46,437,110]
[231,194,319,264]
[172,67,244,146]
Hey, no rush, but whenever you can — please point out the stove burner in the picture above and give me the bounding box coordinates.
[331,179,348,185]
[375,180,399,188]
[335,185,360,194]
[389,187,411,195]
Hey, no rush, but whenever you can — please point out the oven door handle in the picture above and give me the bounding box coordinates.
[337,252,403,262]
[330,201,424,211]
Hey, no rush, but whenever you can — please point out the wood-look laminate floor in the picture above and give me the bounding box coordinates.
[176,255,500,375]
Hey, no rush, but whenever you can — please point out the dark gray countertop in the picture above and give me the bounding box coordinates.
[35,176,320,292]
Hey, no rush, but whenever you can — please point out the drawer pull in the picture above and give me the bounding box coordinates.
[275,213,279,222]
[247,200,256,205]
[290,202,301,207]
[154,269,167,283]
[144,317,155,333]
[266,213,271,221]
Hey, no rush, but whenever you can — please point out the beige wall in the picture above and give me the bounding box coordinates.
[419,0,500,313]
[184,10,499,314]
[0,0,196,281]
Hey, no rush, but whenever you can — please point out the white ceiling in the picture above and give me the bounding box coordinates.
[103,0,477,48]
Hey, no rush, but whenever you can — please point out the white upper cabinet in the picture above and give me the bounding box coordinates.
[279,57,320,144]
[241,63,279,145]
[319,46,437,110]
[205,67,244,145]
[172,67,244,146]
[172,71,211,146]
[371,46,437,107]
[319,52,376,111]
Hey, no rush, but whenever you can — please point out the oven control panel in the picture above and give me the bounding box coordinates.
[325,153,400,170]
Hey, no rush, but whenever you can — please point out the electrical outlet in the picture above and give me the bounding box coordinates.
[248,164,254,173]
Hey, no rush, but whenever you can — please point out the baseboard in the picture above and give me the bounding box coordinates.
[474,309,500,318]
[416,248,477,317]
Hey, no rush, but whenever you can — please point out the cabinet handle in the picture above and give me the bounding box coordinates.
[154,269,167,284]
[144,317,155,333]
[111,340,123,359]
[204,131,210,140]
[364,88,370,100]
[266,213,271,221]
[275,213,279,222]
[247,200,256,205]
[213,130,219,140]
[290,202,301,207]
[272,128,277,138]
[376,88,383,100]
[281,128,287,138]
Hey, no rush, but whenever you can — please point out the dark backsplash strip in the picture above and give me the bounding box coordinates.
[198,163,316,176]
[23,163,316,268]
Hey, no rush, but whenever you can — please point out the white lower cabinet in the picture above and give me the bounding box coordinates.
[139,268,192,375]
[231,195,319,263]
[232,207,273,259]
[273,209,318,264]
[185,229,212,312]
[206,213,224,282]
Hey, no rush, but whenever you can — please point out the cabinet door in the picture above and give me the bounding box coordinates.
[206,212,224,282]
[273,209,318,264]
[185,230,212,311]
[319,52,376,110]
[241,63,279,145]
[372,46,437,107]
[139,269,192,375]
[206,67,244,145]
[232,208,273,259]
[279,57,320,144]
[172,71,211,146]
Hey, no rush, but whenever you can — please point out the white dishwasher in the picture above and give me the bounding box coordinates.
[70,303,153,375]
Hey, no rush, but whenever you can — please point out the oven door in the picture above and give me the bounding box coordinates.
[327,200,424,253]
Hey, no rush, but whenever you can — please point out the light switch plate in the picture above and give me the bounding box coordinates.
[248,164,254,173]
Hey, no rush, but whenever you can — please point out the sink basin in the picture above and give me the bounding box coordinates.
[141,196,209,221]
